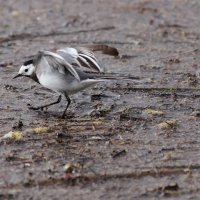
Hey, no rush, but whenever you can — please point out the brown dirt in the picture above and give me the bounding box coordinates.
[0,0,200,199]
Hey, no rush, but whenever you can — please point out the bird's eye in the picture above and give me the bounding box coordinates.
[24,69,28,72]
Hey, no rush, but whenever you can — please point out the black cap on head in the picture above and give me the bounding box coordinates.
[23,59,33,66]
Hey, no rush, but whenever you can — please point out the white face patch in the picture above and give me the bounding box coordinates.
[18,64,35,76]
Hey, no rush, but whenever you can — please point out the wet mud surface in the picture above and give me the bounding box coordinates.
[0,0,200,199]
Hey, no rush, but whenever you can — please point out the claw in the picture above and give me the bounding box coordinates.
[28,106,40,110]
[27,104,47,111]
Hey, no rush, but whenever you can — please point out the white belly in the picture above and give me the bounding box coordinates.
[38,73,103,95]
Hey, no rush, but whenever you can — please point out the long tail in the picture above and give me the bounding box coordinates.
[85,71,140,81]
[88,44,119,57]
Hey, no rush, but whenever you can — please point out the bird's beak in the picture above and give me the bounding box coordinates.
[13,74,23,79]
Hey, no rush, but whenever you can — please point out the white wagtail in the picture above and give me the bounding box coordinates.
[13,45,120,118]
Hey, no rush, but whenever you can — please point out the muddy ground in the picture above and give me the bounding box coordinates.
[0,0,200,199]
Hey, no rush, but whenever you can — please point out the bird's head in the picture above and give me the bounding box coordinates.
[13,60,35,79]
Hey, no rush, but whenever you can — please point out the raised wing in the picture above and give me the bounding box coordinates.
[57,47,102,72]
[34,50,80,80]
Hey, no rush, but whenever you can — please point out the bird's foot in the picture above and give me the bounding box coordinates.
[27,104,44,111]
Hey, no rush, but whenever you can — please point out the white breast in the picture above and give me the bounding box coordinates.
[38,73,68,93]
[38,72,103,95]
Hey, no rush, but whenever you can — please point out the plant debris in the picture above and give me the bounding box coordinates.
[158,120,176,130]
[2,131,23,140]
[145,108,164,116]
[25,127,50,134]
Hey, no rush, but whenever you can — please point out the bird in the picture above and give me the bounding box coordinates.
[13,45,120,118]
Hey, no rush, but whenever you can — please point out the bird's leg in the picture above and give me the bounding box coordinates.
[28,95,62,111]
[61,94,71,118]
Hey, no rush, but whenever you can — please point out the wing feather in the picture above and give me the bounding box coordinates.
[35,45,118,77]
[35,50,80,80]
[78,53,102,72]
[57,47,102,72]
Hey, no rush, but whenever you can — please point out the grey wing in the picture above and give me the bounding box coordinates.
[56,47,103,72]
[34,50,80,80]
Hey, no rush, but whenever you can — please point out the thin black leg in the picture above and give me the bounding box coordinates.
[61,94,71,118]
[28,95,62,111]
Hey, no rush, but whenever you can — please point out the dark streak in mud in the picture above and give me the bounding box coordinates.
[0,26,115,43]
